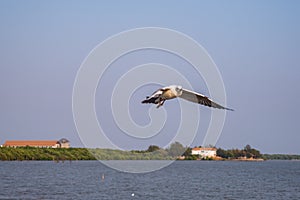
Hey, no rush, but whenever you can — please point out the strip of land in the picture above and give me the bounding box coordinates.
[0,146,299,161]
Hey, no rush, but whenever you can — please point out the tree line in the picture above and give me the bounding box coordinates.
[0,147,95,161]
[216,144,263,159]
[0,142,185,161]
[1,143,299,161]
[262,154,300,160]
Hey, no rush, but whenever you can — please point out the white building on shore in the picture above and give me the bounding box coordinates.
[191,147,217,158]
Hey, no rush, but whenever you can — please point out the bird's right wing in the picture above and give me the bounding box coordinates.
[179,88,233,111]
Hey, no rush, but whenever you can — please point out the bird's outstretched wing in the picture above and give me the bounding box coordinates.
[179,89,234,111]
[141,88,164,104]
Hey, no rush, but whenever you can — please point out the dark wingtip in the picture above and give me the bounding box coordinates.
[141,100,148,104]
[141,96,150,104]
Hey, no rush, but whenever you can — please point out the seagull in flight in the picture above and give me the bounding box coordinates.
[141,85,233,111]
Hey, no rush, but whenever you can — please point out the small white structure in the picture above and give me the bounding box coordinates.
[58,138,70,148]
[191,147,217,158]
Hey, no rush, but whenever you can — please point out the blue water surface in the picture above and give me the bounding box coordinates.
[0,160,299,199]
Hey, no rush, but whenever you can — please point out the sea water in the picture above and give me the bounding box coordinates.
[0,160,299,199]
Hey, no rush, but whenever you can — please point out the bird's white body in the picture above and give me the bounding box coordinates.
[142,85,233,111]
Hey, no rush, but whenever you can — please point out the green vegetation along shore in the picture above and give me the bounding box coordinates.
[0,147,174,161]
[0,144,299,161]
[0,147,95,161]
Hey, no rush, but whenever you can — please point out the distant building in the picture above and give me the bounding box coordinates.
[2,138,70,148]
[191,147,217,158]
[58,138,70,148]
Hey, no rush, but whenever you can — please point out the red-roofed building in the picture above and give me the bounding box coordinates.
[2,138,70,148]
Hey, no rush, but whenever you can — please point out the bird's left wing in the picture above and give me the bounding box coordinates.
[179,88,233,111]
[141,88,165,104]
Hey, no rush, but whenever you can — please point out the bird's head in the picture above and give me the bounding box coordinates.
[175,85,183,95]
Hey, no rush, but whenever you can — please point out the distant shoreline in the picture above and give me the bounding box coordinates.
[0,147,299,161]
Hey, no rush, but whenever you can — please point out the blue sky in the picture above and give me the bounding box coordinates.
[0,1,300,154]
